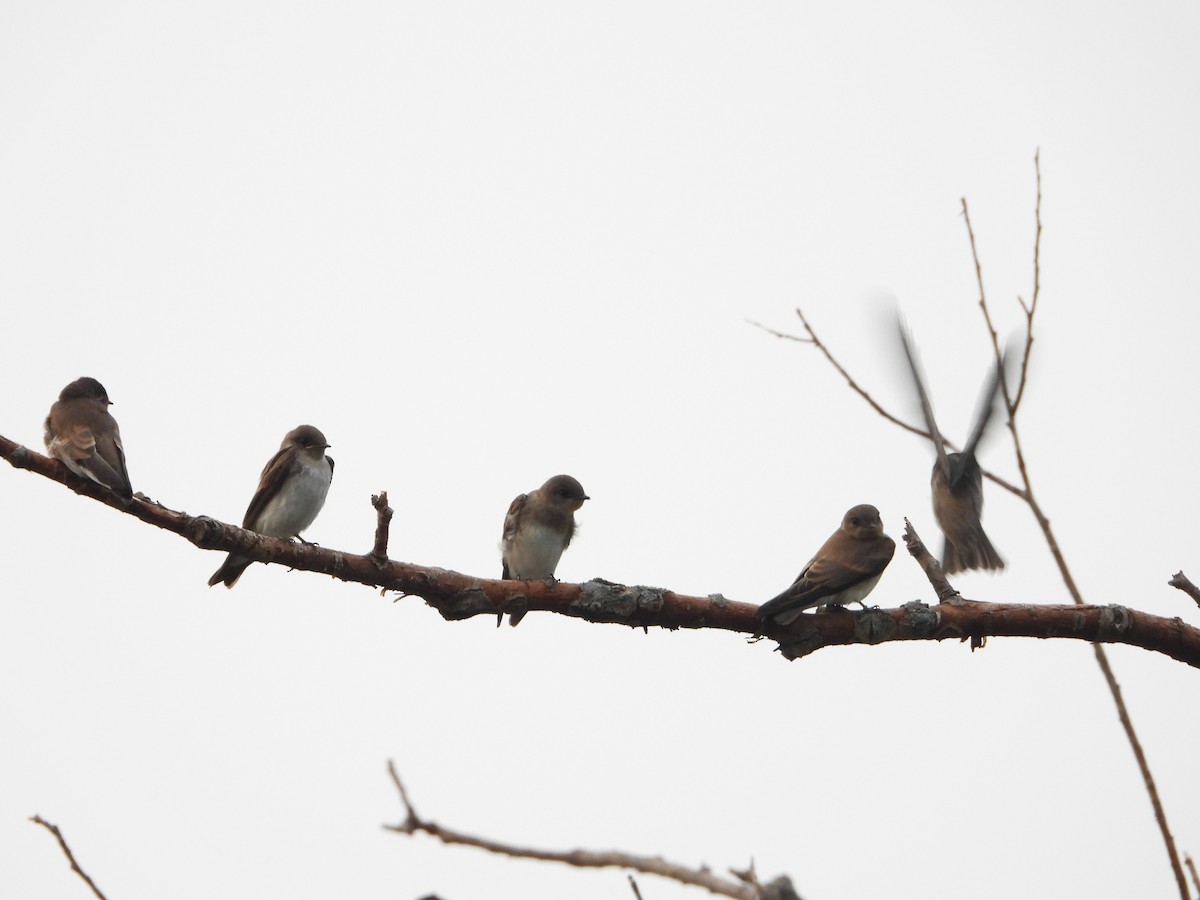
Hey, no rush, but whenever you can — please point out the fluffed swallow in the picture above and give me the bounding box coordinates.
[757,504,895,625]
[897,319,1005,574]
[499,474,589,625]
[208,425,334,589]
[44,376,133,497]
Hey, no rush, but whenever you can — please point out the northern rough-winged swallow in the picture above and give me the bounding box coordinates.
[499,474,589,626]
[44,376,133,497]
[208,425,334,589]
[757,504,895,625]
[897,320,1005,574]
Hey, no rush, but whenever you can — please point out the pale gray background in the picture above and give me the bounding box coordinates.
[2,2,1198,898]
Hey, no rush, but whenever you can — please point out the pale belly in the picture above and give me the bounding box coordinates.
[257,462,331,537]
[827,572,882,608]
[504,523,567,580]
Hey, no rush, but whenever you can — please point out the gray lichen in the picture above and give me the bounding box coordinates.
[1097,604,1132,639]
[574,580,665,621]
[854,609,897,644]
[900,600,940,635]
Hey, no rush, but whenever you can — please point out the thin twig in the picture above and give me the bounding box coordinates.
[1168,572,1200,610]
[901,519,962,604]
[629,874,647,899]
[370,491,394,562]
[745,320,811,344]
[1011,148,1042,414]
[29,816,109,900]
[961,192,1190,900]
[385,761,759,900]
[1185,854,1199,897]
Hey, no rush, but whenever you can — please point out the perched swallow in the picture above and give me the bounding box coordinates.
[499,474,589,626]
[43,377,133,497]
[208,425,334,589]
[757,504,895,625]
[897,320,1005,574]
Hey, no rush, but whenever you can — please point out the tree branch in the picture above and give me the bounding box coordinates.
[748,314,1025,500]
[384,761,763,899]
[5,432,1200,667]
[901,519,961,604]
[1169,572,1200,610]
[370,491,394,562]
[29,816,109,900]
[960,189,1191,900]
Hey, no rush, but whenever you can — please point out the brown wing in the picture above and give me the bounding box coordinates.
[896,316,950,480]
[798,534,892,595]
[45,400,99,460]
[45,402,132,496]
[92,424,132,496]
[46,422,97,460]
[502,493,527,541]
[759,531,893,619]
[241,446,298,529]
[500,493,527,579]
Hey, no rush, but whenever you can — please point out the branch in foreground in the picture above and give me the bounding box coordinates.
[1168,572,1200,610]
[29,816,108,900]
[5,432,1200,667]
[385,761,767,900]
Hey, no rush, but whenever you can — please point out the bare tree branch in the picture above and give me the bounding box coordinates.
[757,160,1191,898]
[960,189,1191,900]
[370,491,394,563]
[749,314,1025,500]
[4,432,1200,666]
[1169,572,1200,610]
[1185,854,1199,898]
[385,761,761,899]
[900,519,961,604]
[29,816,108,900]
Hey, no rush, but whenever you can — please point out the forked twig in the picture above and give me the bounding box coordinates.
[765,156,1190,900]
[962,180,1190,900]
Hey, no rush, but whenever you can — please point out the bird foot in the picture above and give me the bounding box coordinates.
[821,604,853,614]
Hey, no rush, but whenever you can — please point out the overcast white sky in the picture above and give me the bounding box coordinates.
[2,2,1199,899]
